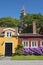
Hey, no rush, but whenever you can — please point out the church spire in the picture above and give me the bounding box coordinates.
[21,5,26,16]
[18,0,26,33]
[20,0,26,19]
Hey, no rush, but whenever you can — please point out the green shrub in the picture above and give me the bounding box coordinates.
[15,43,24,55]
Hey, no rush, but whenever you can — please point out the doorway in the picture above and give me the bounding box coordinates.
[5,43,12,56]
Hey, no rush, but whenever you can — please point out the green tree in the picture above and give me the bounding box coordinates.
[0,17,19,27]
[0,13,43,33]
[20,13,43,33]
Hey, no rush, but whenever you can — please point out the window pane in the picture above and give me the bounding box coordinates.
[7,32,9,37]
[34,42,36,46]
[26,42,28,46]
[32,41,36,47]
[10,32,12,36]
[42,42,43,46]
[24,42,25,46]
[32,42,34,46]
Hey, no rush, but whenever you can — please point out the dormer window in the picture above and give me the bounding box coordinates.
[6,32,12,37]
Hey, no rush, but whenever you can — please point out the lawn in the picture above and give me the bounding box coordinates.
[11,55,43,60]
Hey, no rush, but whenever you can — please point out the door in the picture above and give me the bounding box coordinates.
[5,43,12,56]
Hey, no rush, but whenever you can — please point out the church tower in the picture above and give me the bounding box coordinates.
[19,1,26,33]
[20,5,26,20]
[20,0,26,19]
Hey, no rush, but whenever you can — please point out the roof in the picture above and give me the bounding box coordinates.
[0,27,43,38]
[0,27,18,32]
[0,33,43,37]
[18,33,43,37]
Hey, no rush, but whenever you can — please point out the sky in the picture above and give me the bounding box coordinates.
[0,0,43,18]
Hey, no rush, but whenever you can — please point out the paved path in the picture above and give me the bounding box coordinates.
[1,57,11,60]
[0,57,43,65]
[0,60,43,65]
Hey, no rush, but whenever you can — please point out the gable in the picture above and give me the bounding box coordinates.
[0,27,18,37]
[3,28,15,32]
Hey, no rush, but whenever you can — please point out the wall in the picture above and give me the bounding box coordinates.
[0,30,18,55]
[18,37,43,47]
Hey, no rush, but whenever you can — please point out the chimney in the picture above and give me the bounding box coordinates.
[32,21,36,34]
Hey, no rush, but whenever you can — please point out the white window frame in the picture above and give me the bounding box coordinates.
[6,32,12,37]
[40,41,43,47]
[22,40,29,48]
[31,41,38,48]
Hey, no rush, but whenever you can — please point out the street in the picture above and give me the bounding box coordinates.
[0,60,43,65]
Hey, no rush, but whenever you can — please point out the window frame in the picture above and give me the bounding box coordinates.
[40,41,43,47]
[31,41,38,48]
[6,32,12,37]
[22,40,29,48]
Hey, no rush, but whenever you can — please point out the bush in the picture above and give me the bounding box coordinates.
[15,43,24,55]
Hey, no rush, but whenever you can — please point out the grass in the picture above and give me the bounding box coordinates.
[11,55,43,60]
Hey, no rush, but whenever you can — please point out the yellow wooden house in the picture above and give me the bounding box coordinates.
[0,27,18,56]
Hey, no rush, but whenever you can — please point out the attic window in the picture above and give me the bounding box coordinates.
[6,32,12,37]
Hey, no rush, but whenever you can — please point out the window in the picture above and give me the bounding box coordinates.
[10,32,12,36]
[40,41,43,47]
[6,32,12,37]
[42,42,43,46]
[7,32,9,37]
[31,41,38,48]
[22,41,29,48]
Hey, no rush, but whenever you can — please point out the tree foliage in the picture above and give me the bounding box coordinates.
[19,13,43,33]
[0,14,43,32]
[0,17,19,27]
